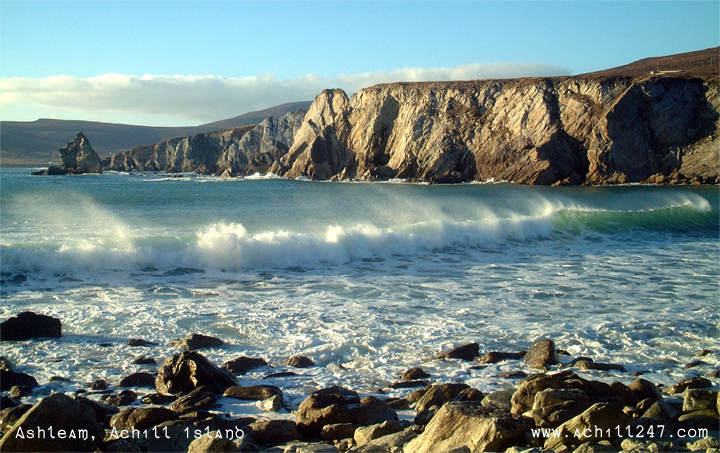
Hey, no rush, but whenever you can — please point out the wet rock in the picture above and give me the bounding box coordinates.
[169,385,218,414]
[388,380,428,389]
[574,360,626,372]
[223,385,283,402]
[353,420,402,447]
[400,367,429,380]
[171,333,224,350]
[142,393,177,404]
[0,357,12,371]
[296,386,397,437]
[684,359,705,369]
[286,355,315,368]
[435,342,479,361]
[256,394,283,412]
[119,372,156,388]
[544,402,629,450]
[133,356,157,365]
[664,376,712,396]
[0,369,38,392]
[477,351,525,364]
[524,339,558,369]
[187,433,238,453]
[8,385,29,399]
[248,419,297,446]
[696,349,712,357]
[321,423,356,441]
[0,404,31,432]
[224,356,268,374]
[628,378,663,402]
[90,379,107,390]
[414,383,471,414]
[263,371,299,379]
[682,388,718,412]
[707,368,720,378]
[496,370,528,379]
[0,393,104,451]
[0,312,62,341]
[126,338,158,347]
[404,402,533,453]
[110,407,178,431]
[103,390,138,406]
[155,351,237,394]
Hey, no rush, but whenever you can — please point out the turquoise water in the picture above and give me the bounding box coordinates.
[1,167,718,407]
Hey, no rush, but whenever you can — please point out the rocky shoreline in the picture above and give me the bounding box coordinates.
[1,312,718,452]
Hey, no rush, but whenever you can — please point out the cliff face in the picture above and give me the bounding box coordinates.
[277,76,719,185]
[106,110,305,176]
[106,76,719,185]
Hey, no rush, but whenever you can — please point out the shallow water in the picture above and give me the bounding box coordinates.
[1,168,718,410]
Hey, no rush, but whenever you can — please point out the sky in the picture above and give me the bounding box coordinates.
[1,1,718,126]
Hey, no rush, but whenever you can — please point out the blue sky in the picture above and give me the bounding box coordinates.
[1,1,718,125]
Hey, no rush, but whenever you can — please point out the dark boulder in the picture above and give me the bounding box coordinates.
[524,339,558,369]
[103,390,137,406]
[223,356,268,374]
[296,386,398,437]
[285,355,315,368]
[170,333,224,350]
[119,372,156,388]
[0,369,38,392]
[110,407,178,431]
[435,342,479,361]
[0,312,62,341]
[155,351,236,394]
[169,386,218,414]
[223,385,282,402]
[400,367,429,380]
[0,393,104,451]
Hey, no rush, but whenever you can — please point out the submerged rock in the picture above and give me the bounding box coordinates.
[0,312,62,341]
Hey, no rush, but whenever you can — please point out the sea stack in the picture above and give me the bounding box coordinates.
[60,132,102,174]
[32,132,102,175]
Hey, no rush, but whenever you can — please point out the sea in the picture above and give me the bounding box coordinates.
[1,167,718,412]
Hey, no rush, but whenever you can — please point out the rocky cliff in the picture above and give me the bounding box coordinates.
[106,75,719,185]
[106,111,305,176]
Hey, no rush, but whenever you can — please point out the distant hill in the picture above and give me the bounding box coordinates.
[579,46,719,78]
[0,101,311,165]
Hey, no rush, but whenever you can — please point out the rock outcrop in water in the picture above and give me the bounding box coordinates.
[105,75,719,185]
[106,110,305,176]
[32,132,102,175]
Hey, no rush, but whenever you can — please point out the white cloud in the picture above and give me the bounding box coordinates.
[0,62,568,126]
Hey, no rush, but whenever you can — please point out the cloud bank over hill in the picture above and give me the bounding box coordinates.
[0,62,568,126]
